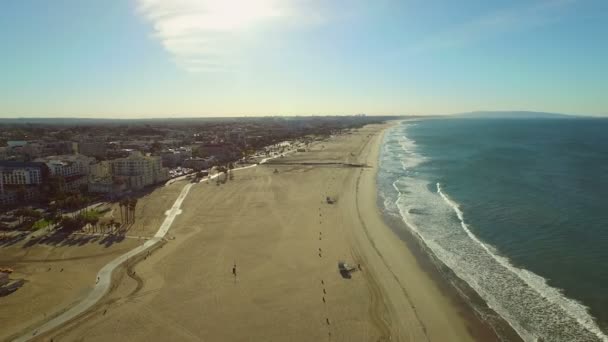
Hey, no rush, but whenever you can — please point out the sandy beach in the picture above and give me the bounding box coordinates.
[0,181,187,341]
[23,124,500,341]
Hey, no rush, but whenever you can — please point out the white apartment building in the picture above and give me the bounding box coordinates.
[0,162,46,204]
[0,162,45,186]
[36,154,95,178]
[111,152,168,190]
[89,160,111,180]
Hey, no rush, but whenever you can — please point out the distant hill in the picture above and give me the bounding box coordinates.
[453,111,578,119]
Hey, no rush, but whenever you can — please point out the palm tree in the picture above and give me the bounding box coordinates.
[118,202,123,224]
[91,217,99,233]
[119,198,129,224]
[109,218,116,233]
[129,198,138,224]
[14,208,25,224]
[126,198,132,224]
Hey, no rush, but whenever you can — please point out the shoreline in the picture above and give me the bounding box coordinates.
[369,121,523,341]
[357,123,508,341]
[378,195,524,342]
[374,120,608,342]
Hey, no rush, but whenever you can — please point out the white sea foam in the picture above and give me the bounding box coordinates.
[382,122,608,342]
[436,183,608,342]
[397,124,426,171]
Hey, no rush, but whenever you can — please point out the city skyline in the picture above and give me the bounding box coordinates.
[1,0,607,118]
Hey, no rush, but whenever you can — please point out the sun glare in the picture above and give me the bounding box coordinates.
[202,0,282,31]
[143,0,283,34]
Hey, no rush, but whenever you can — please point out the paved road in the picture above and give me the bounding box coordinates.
[13,152,289,342]
[13,182,193,342]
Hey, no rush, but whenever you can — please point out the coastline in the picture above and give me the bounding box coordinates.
[352,122,515,341]
[373,119,608,342]
[31,123,512,341]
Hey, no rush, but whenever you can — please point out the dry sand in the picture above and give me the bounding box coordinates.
[30,124,499,341]
[0,180,187,341]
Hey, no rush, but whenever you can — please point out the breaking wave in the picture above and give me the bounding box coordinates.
[378,122,608,342]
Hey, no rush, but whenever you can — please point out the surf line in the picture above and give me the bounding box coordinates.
[436,183,608,342]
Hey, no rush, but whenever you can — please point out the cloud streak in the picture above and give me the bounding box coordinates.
[137,0,319,72]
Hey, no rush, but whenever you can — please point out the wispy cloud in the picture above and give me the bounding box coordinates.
[413,0,577,53]
[137,0,321,72]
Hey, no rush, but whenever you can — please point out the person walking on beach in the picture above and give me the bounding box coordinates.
[232,263,237,277]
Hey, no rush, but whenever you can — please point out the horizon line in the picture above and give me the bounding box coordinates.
[0,110,604,120]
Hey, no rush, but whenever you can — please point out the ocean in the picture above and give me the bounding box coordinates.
[377,118,608,342]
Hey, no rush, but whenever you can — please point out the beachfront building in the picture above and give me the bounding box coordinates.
[88,160,110,180]
[0,161,48,205]
[35,154,95,192]
[0,161,46,186]
[88,177,126,194]
[111,152,169,190]
[36,154,95,177]
[88,161,125,194]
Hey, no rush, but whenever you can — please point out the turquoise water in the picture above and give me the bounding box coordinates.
[378,118,608,342]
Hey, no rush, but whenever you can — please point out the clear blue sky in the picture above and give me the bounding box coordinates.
[0,0,606,117]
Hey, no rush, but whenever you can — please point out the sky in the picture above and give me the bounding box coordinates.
[0,0,606,118]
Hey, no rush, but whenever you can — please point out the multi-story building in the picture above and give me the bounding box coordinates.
[111,152,169,190]
[0,161,48,205]
[0,161,46,186]
[160,147,192,168]
[37,154,95,177]
[87,161,115,194]
[35,154,95,192]
[88,177,126,194]
[89,160,111,180]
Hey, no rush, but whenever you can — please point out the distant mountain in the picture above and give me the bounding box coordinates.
[453,111,578,119]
